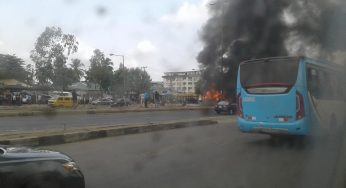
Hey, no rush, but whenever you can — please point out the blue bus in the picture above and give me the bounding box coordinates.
[236,56,345,136]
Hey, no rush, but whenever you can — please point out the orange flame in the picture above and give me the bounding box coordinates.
[203,89,224,101]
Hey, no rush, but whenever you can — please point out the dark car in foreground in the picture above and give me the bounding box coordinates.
[0,145,85,188]
[214,100,237,115]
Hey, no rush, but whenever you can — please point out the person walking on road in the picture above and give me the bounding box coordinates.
[154,91,160,108]
[72,90,78,108]
[12,94,16,105]
[144,91,149,108]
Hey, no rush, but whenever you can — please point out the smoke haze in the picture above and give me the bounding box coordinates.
[197,0,346,98]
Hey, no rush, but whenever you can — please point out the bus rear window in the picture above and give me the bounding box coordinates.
[240,59,299,94]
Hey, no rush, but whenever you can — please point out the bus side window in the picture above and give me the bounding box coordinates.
[307,68,320,98]
[319,70,333,99]
[335,76,344,100]
[332,75,342,99]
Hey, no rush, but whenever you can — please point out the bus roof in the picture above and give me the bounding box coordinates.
[303,57,344,71]
[240,56,300,65]
[240,56,344,71]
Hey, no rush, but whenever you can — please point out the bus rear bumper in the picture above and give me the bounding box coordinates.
[237,117,309,136]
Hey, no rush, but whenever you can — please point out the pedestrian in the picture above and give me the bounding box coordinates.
[16,94,21,106]
[89,96,92,104]
[182,98,187,106]
[154,91,160,108]
[86,96,89,104]
[72,90,78,108]
[0,94,2,106]
[12,94,16,105]
[144,91,149,108]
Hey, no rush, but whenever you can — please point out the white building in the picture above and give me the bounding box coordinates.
[162,71,201,94]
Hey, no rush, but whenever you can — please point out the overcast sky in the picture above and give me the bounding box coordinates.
[0,0,210,81]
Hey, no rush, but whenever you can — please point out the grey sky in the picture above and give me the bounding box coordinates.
[0,0,210,81]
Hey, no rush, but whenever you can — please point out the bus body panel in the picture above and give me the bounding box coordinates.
[240,88,296,123]
[236,57,315,136]
[304,58,346,133]
[237,117,309,135]
[237,56,346,136]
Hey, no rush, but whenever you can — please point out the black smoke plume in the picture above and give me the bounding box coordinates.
[197,0,346,100]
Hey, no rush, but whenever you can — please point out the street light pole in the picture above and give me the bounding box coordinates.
[109,53,125,68]
[110,53,126,97]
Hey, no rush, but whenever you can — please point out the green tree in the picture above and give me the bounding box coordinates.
[112,67,127,96]
[86,49,113,91]
[112,67,151,96]
[70,58,84,82]
[25,64,35,86]
[0,54,28,82]
[52,56,75,90]
[30,26,78,88]
[126,68,151,94]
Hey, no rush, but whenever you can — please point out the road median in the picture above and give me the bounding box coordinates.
[0,118,219,147]
[0,105,212,117]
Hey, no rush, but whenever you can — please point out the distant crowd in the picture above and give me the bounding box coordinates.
[0,91,32,105]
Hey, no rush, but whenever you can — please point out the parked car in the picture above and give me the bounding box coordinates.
[0,145,85,188]
[21,94,32,104]
[38,95,52,104]
[111,98,131,107]
[214,100,237,115]
[91,98,114,105]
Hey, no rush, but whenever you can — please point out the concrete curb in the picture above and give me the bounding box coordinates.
[0,119,218,147]
[0,106,212,118]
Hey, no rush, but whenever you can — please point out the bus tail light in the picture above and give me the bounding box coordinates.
[237,93,244,118]
[296,92,305,120]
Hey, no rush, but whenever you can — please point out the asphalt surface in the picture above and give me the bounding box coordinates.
[0,110,216,132]
[47,118,346,188]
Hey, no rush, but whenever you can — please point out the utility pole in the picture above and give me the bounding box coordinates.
[140,66,148,72]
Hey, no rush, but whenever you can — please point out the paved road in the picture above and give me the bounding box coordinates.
[0,110,216,132]
[47,119,346,188]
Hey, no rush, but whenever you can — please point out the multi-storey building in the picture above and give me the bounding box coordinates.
[162,71,201,93]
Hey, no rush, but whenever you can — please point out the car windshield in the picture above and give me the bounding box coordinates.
[0,1,346,188]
